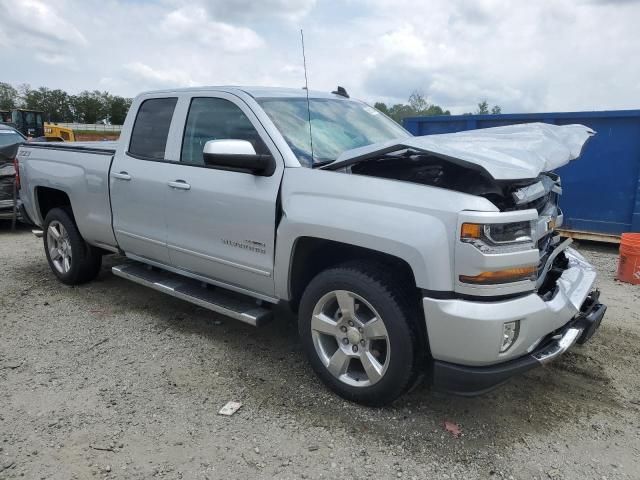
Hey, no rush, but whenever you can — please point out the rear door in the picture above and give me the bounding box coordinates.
[164,93,284,297]
[110,96,178,264]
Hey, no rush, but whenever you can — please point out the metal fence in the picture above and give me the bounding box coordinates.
[48,123,122,133]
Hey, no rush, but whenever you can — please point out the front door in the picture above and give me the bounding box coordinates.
[165,94,284,297]
[111,96,178,265]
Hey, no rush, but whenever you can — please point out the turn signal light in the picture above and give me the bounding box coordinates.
[461,222,482,239]
[459,266,537,285]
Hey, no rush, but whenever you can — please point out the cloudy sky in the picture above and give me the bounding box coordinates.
[1,0,639,114]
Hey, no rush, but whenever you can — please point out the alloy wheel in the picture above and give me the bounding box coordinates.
[310,290,390,387]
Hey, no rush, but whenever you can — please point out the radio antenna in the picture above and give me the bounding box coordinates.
[300,29,314,163]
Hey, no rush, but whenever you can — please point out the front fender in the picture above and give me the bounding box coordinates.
[274,168,497,299]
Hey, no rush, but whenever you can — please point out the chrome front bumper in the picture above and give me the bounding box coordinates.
[423,248,598,367]
[430,290,606,396]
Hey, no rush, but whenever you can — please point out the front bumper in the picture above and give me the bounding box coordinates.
[431,294,606,395]
[423,247,606,394]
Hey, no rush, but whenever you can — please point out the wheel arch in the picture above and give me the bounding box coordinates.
[35,186,73,224]
[284,236,420,311]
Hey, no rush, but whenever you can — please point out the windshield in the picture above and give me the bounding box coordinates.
[0,130,25,147]
[258,98,410,167]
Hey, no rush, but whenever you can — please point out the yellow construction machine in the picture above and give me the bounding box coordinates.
[43,123,75,142]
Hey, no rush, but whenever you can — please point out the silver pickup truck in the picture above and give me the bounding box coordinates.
[16,86,606,405]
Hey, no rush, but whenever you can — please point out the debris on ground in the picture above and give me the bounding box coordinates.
[219,401,243,416]
[443,420,462,438]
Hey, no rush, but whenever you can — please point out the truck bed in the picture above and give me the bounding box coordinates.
[19,141,117,250]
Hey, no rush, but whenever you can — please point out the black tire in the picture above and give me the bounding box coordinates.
[43,207,102,285]
[298,260,424,406]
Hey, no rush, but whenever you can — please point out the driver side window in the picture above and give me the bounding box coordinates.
[181,97,268,165]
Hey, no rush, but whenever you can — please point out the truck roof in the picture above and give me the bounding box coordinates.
[138,86,351,100]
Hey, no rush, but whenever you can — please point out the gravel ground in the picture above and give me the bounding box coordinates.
[1,224,639,479]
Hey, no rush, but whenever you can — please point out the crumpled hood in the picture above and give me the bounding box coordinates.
[329,123,595,180]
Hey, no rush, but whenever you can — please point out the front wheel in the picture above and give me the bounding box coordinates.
[298,261,424,406]
[43,207,102,285]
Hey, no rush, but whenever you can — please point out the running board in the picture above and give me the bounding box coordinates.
[112,262,272,327]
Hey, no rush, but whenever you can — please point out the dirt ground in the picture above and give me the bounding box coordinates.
[1,224,639,480]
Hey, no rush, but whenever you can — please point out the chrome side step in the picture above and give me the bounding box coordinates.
[112,262,272,327]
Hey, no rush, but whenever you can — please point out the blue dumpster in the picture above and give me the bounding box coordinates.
[403,110,640,240]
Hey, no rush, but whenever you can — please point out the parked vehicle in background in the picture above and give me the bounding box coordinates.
[42,123,75,142]
[16,86,606,405]
[0,124,26,220]
[1,109,45,138]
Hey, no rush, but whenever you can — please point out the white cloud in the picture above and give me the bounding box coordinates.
[161,7,264,52]
[199,0,317,22]
[34,53,76,66]
[124,62,197,88]
[1,0,639,115]
[0,0,87,64]
[347,0,640,112]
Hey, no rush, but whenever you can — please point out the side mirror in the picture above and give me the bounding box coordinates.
[202,139,275,176]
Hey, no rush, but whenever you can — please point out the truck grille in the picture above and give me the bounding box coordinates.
[510,191,558,214]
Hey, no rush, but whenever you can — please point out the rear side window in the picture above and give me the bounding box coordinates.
[181,97,268,165]
[129,98,177,160]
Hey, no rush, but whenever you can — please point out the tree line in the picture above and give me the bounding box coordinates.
[0,82,132,125]
[0,82,502,127]
[374,91,501,123]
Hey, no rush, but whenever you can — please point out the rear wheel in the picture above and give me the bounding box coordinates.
[299,261,424,406]
[43,208,102,285]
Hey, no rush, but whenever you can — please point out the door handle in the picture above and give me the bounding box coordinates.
[111,171,131,181]
[168,180,191,190]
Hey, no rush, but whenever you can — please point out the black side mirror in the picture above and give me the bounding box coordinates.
[202,139,275,176]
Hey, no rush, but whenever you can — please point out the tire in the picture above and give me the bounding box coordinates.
[43,207,102,285]
[298,260,424,406]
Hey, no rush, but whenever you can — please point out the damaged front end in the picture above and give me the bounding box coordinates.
[323,122,594,214]
[324,123,597,303]
[345,150,564,213]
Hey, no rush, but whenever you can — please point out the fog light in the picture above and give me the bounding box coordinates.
[500,320,520,353]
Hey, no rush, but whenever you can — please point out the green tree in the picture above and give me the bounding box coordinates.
[71,90,108,124]
[476,100,490,114]
[374,90,451,124]
[0,82,19,110]
[472,100,502,115]
[408,90,429,112]
[106,95,132,125]
[373,102,390,116]
[23,87,74,122]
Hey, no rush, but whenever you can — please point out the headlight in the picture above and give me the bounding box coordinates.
[461,221,535,253]
[459,221,537,285]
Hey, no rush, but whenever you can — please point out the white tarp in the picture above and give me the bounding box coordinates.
[335,123,595,180]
